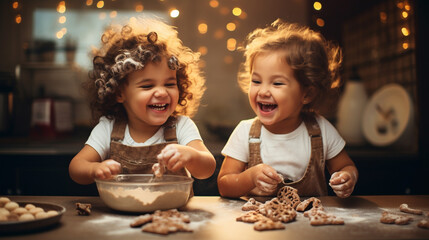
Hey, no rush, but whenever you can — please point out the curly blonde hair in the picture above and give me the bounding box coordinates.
[238,19,342,114]
[86,18,205,123]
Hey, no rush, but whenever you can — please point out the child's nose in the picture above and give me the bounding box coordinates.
[154,87,168,97]
[258,86,271,97]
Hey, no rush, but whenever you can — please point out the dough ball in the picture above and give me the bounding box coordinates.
[4,201,19,211]
[19,213,35,221]
[24,204,36,210]
[35,211,49,219]
[0,208,10,216]
[0,197,11,207]
[29,207,44,215]
[12,207,28,216]
[46,210,59,217]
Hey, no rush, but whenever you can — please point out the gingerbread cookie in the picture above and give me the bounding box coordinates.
[130,209,192,235]
[399,203,423,215]
[242,198,262,211]
[236,211,268,223]
[130,214,153,227]
[296,197,322,212]
[304,208,344,226]
[418,219,429,229]
[142,217,192,235]
[254,218,285,231]
[276,186,301,209]
[259,197,296,223]
[76,203,91,216]
[380,211,412,225]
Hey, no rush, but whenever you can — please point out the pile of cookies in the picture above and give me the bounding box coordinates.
[0,197,59,222]
[380,203,429,229]
[130,209,192,235]
[237,186,343,231]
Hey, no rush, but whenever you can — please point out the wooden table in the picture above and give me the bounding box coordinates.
[1,195,428,239]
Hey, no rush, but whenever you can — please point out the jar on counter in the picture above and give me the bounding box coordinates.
[336,68,368,146]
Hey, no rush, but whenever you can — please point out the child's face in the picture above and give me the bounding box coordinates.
[248,51,308,132]
[117,57,179,127]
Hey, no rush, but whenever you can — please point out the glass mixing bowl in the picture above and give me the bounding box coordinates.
[95,174,193,212]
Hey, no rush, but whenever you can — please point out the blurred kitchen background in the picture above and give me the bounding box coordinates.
[0,0,428,196]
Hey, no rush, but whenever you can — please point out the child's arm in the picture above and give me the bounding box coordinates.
[69,145,121,185]
[157,140,216,179]
[326,149,358,198]
[217,156,281,198]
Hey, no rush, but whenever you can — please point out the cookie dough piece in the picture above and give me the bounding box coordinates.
[380,211,412,225]
[399,203,423,215]
[76,203,91,216]
[296,197,322,212]
[242,198,262,211]
[276,186,301,209]
[236,211,268,223]
[418,219,429,229]
[130,214,153,227]
[254,219,285,231]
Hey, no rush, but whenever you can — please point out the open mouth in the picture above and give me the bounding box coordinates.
[148,103,169,111]
[258,102,277,112]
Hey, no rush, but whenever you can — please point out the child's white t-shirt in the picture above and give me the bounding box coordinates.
[221,115,345,181]
[86,115,202,160]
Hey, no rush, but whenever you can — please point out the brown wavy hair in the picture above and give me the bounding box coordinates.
[238,19,342,115]
[85,18,205,123]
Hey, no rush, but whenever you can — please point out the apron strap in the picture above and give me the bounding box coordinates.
[111,120,126,141]
[110,116,178,142]
[303,115,324,165]
[248,117,262,168]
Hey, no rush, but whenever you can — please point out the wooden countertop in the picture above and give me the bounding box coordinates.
[1,195,428,239]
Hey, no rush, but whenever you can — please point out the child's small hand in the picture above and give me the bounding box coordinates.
[252,164,282,194]
[329,171,356,198]
[157,144,191,172]
[92,160,121,180]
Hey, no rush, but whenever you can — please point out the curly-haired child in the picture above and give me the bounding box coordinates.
[69,18,216,185]
[218,19,358,198]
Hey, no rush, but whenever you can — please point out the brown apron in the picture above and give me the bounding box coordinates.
[109,117,188,176]
[248,115,328,196]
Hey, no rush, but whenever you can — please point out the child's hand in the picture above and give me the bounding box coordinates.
[92,160,121,180]
[251,164,282,195]
[329,171,356,198]
[157,144,191,172]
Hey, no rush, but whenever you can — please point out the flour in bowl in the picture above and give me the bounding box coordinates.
[98,187,190,212]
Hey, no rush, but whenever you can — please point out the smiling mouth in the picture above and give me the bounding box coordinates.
[149,103,169,111]
[258,102,277,112]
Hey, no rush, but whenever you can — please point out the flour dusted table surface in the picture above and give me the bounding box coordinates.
[1,195,428,239]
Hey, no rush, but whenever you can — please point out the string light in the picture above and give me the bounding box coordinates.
[110,11,117,18]
[198,23,208,34]
[316,18,325,27]
[96,1,104,9]
[232,7,242,16]
[401,27,409,36]
[57,1,66,13]
[86,0,93,6]
[12,1,19,9]
[227,38,237,51]
[15,14,22,24]
[135,4,144,12]
[198,46,208,56]
[313,1,322,10]
[209,0,219,8]
[226,22,236,31]
[59,16,66,24]
[170,9,179,18]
